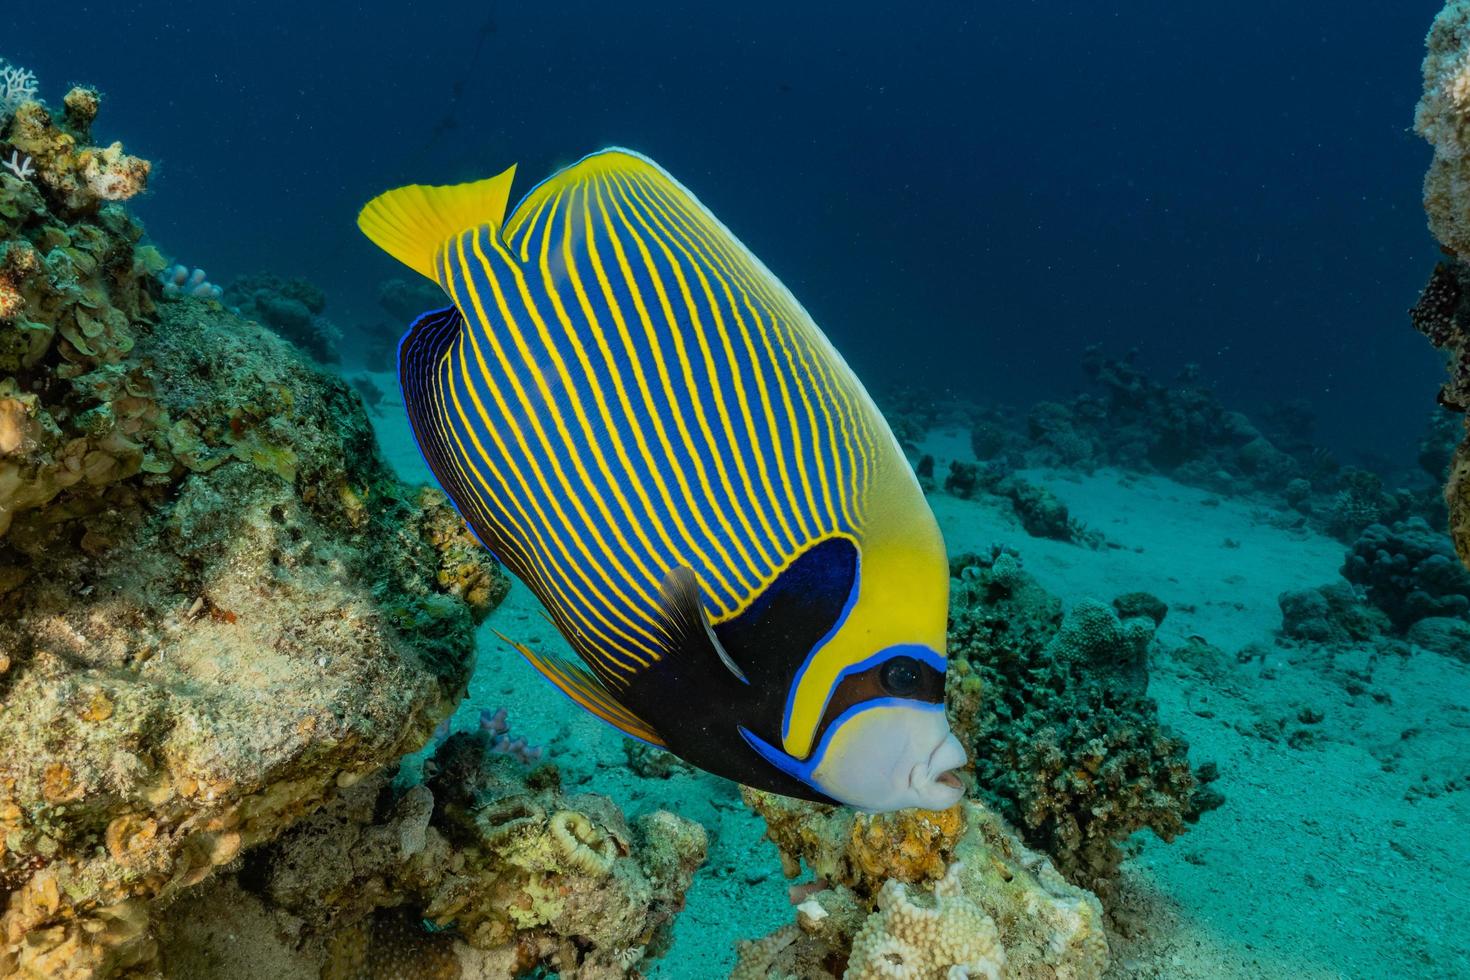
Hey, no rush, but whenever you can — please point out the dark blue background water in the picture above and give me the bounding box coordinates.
[12,1,1451,464]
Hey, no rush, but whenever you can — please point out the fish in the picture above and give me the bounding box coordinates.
[357,148,966,811]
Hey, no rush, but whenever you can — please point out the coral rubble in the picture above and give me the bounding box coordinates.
[943,549,1219,896]
[734,792,1109,979]
[0,89,506,977]
[161,731,707,979]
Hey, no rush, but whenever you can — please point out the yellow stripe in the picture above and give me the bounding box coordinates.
[636,180,823,543]
[632,178,813,550]
[431,345,599,659]
[459,232,664,665]
[644,178,879,529]
[587,176,750,609]
[610,171,791,562]
[483,199,673,635]
[557,178,698,586]
[602,173,780,574]
[445,241,660,672]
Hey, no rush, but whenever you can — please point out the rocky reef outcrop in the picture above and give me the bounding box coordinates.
[942,548,1221,899]
[1414,2,1470,569]
[732,792,1109,979]
[0,84,511,976]
[159,730,708,979]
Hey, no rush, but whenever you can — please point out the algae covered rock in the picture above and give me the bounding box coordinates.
[735,791,1108,979]
[0,88,507,978]
[943,549,1218,897]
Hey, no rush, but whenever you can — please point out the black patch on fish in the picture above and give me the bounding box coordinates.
[617,535,860,803]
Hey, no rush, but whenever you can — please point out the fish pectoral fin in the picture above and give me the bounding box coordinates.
[656,567,749,684]
[496,631,666,747]
[358,164,518,280]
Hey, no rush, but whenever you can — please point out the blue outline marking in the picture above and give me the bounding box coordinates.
[779,544,863,743]
[397,305,496,557]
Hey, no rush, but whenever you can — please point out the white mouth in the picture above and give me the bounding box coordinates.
[909,731,968,803]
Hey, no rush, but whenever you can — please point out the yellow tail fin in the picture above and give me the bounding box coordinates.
[356,164,518,280]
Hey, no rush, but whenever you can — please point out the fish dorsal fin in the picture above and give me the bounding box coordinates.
[497,631,667,747]
[358,164,518,280]
[656,567,749,683]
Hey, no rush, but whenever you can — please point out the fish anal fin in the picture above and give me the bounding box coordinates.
[657,567,748,683]
[358,164,518,281]
[498,631,666,747]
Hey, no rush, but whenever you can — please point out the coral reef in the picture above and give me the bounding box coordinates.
[734,792,1109,978]
[943,549,1219,895]
[1409,261,1470,567]
[0,95,170,539]
[1413,5,1470,568]
[1031,350,1284,490]
[1278,582,1391,645]
[0,91,507,977]
[1416,0,1470,259]
[1452,438,1470,565]
[5,91,148,216]
[224,272,342,364]
[159,731,708,979]
[1341,518,1470,629]
[942,462,1092,544]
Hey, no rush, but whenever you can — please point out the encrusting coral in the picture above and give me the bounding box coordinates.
[943,548,1220,897]
[0,84,507,978]
[159,731,708,979]
[734,791,1108,979]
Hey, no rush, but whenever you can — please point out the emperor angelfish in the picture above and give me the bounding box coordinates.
[358,149,966,811]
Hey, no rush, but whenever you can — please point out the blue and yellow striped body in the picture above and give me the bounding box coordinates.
[364,149,960,808]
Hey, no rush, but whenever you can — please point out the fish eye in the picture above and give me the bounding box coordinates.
[879,655,922,697]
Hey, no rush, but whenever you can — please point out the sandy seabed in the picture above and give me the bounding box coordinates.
[362,378,1469,980]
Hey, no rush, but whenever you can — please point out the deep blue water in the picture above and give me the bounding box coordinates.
[11,1,1450,462]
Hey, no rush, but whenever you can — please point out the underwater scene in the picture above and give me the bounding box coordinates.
[1,1,1469,978]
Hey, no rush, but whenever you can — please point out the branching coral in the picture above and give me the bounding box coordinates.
[944,550,1219,896]
[0,60,39,121]
[737,792,1108,979]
